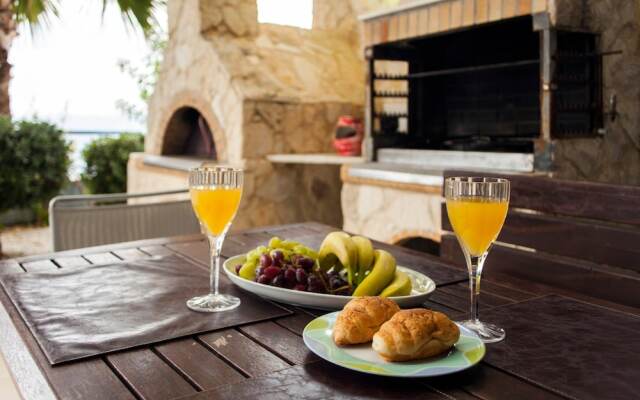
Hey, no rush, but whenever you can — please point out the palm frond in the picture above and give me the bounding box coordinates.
[105,0,165,36]
[13,0,59,28]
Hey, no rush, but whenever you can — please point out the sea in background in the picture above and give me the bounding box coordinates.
[65,131,123,181]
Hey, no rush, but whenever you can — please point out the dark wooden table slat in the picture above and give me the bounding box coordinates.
[155,338,245,391]
[106,349,197,400]
[198,329,290,377]
[239,321,318,365]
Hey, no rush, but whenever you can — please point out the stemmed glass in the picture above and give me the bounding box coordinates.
[187,166,243,312]
[444,177,510,343]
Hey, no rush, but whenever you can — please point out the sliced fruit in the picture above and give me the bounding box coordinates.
[379,271,412,297]
[318,232,358,285]
[353,249,396,296]
[351,235,374,284]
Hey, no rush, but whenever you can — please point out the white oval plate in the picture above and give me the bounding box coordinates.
[223,254,436,310]
[303,312,485,377]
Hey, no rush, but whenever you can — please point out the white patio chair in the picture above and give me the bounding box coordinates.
[49,189,200,251]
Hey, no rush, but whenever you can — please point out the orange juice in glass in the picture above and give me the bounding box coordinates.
[187,166,243,313]
[190,187,242,236]
[445,177,510,343]
[446,198,508,257]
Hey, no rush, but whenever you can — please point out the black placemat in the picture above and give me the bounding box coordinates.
[481,295,640,400]
[0,254,291,365]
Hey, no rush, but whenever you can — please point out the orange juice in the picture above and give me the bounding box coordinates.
[446,197,508,256]
[190,188,242,235]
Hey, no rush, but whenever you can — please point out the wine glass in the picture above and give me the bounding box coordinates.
[444,177,510,343]
[187,166,243,312]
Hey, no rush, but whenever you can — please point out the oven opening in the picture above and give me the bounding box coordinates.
[161,106,217,159]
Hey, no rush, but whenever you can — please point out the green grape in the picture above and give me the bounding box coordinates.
[239,260,258,280]
[281,240,301,250]
[268,237,282,249]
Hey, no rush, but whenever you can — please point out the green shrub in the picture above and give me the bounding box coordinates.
[0,117,70,214]
[81,133,144,194]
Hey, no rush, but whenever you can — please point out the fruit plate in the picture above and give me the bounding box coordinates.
[223,255,436,310]
[303,311,485,377]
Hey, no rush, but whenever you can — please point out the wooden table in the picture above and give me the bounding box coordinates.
[0,222,638,400]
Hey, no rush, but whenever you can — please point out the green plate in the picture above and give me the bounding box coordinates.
[303,311,485,377]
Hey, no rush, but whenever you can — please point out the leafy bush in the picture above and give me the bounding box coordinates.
[81,133,144,194]
[0,117,70,214]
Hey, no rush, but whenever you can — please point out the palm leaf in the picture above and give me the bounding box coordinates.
[13,0,59,28]
[104,0,164,35]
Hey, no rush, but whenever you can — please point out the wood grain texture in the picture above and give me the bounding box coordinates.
[463,0,476,25]
[21,259,58,273]
[475,0,489,23]
[442,206,640,272]
[53,256,90,268]
[0,260,23,274]
[450,0,463,28]
[429,362,567,400]
[239,321,318,365]
[178,361,449,400]
[106,349,196,400]
[443,170,640,226]
[503,0,517,17]
[155,338,245,390]
[83,252,121,265]
[488,0,502,21]
[441,234,640,308]
[274,308,316,335]
[112,248,150,261]
[199,329,290,377]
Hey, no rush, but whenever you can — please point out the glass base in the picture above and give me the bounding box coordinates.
[187,294,241,313]
[459,319,505,343]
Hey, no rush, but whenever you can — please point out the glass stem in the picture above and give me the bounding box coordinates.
[208,235,224,296]
[465,252,487,323]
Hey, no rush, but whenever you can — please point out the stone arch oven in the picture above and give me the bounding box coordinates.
[162,106,217,159]
[127,0,366,230]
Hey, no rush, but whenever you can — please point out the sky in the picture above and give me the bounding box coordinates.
[9,1,159,132]
[9,0,311,134]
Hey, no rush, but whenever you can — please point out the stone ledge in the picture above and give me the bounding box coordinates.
[341,163,443,193]
[267,153,364,165]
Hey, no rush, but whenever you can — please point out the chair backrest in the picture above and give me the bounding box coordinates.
[440,170,640,308]
[49,190,201,251]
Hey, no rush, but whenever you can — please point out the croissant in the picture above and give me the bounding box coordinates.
[332,297,400,346]
[372,309,460,361]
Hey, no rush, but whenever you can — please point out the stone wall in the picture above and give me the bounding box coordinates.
[551,0,640,185]
[342,182,442,244]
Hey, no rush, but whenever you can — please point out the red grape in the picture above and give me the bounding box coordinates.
[293,284,306,291]
[263,266,280,281]
[235,264,242,275]
[272,274,286,287]
[271,250,284,266]
[257,274,270,284]
[284,268,297,286]
[259,253,272,268]
[295,268,307,283]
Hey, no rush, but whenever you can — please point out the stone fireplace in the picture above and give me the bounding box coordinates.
[128,0,365,230]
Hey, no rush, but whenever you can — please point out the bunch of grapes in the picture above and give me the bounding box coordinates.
[234,237,353,296]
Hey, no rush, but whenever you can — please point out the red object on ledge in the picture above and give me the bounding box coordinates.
[333,115,363,156]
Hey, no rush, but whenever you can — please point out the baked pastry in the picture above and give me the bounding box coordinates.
[332,297,400,346]
[372,309,460,361]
